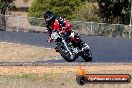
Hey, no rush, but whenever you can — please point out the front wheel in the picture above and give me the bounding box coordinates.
[57,43,77,62]
[60,51,77,62]
[81,49,92,62]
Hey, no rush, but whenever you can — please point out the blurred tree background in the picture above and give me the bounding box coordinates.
[0,0,15,15]
[0,0,131,24]
[0,0,15,31]
[97,0,131,24]
[28,0,99,21]
[28,0,131,24]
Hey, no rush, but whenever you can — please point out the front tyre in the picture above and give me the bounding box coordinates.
[60,51,77,62]
[57,43,77,62]
[81,49,92,62]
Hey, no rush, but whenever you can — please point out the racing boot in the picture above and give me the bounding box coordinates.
[55,46,59,52]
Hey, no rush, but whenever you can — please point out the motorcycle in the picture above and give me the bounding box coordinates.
[50,30,92,62]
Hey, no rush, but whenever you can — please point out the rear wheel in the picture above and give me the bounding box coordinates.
[81,49,92,62]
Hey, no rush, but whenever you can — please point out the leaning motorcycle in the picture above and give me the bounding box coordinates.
[50,30,92,62]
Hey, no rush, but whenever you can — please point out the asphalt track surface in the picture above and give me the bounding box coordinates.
[0,31,132,63]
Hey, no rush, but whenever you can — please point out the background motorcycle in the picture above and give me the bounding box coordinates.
[50,30,92,62]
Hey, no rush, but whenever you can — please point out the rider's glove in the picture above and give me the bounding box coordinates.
[47,37,53,43]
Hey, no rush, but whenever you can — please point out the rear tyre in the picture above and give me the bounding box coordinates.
[81,49,92,62]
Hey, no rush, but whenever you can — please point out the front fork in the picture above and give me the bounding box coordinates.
[62,39,73,57]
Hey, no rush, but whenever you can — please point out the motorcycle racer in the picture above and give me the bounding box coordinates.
[44,11,72,43]
[43,11,92,62]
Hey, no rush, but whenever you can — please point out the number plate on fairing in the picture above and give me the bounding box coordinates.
[51,32,60,39]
